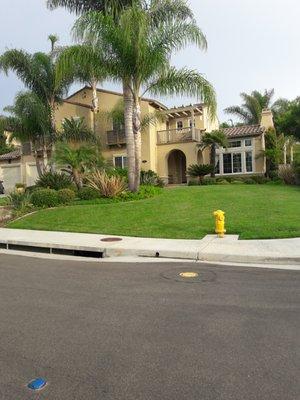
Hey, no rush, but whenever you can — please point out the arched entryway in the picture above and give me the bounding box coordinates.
[167,150,187,184]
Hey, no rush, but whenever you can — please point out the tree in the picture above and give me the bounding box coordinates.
[0,116,14,155]
[187,164,214,184]
[74,3,216,191]
[2,92,52,176]
[56,43,108,133]
[47,0,134,15]
[48,34,59,52]
[273,97,300,141]
[0,47,72,136]
[224,89,275,125]
[263,128,285,176]
[53,142,99,189]
[53,116,103,188]
[200,130,228,177]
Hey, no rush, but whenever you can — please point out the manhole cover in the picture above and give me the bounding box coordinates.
[179,272,199,278]
[101,237,123,242]
[161,268,216,283]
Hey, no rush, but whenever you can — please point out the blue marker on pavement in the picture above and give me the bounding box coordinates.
[27,378,47,390]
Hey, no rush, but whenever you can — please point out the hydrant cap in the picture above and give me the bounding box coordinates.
[213,210,225,216]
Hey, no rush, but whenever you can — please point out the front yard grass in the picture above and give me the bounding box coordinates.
[7,184,300,240]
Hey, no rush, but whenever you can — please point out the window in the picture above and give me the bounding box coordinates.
[246,152,253,172]
[228,140,241,148]
[223,153,232,174]
[114,156,127,169]
[215,155,220,174]
[223,153,242,174]
[233,153,242,173]
[245,139,252,147]
[189,119,196,128]
[176,120,183,130]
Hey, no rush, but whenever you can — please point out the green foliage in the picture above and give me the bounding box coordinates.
[251,175,270,184]
[273,97,300,140]
[31,189,59,208]
[78,186,100,200]
[140,170,164,187]
[231,180,244,184]
[293,160,300,185]
[57,188,76,204]
[202,177,217,185]
[225,89,274,124]
[243,178,256,184]
[264,128,285,175]
[118,185,162,201]
[8,190,32,211]
[36,171,72,190]
[216,179,230,185]
[57,117,97,144]
[187,164,214,184]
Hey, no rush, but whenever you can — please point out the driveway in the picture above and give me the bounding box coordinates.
[0,254,299,399]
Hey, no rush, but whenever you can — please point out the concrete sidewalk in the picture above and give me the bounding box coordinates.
[0,228,299,265]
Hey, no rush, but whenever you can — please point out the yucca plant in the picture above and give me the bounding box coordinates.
[87,170,127,197]
[187,164,214,184]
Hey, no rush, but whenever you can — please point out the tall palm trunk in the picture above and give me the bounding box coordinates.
[73,168,82,190]
[210,143,216,178]
[133,95,141,192]
[123,80,136,192]
[91,79,99,135]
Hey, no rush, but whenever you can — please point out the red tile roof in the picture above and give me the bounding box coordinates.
[223,125,264,138]
[0,149,21,161]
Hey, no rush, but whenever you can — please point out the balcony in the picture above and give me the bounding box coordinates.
[157,127,202,145]
[106,130,126,146]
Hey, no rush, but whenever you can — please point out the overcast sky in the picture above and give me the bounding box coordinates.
[1,0,300,122]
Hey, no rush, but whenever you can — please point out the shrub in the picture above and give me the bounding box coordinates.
[8,190,32,211]
[140,170,164,187]
[87,171,127,198]
[251,175,270,184]
[278,165,296,185]
[15,182,26,190]
[293,160,300,185]
[231,180,244,184]
[243,178,256,184]
[202,177,217,185]
[216,179,230,185]
[36,171,72,191]
[187,164,214,184]
[119,185,162,201]
[78,187,100,200]
[57,188,76,204]
[109,167,128,180]
[31,189,59,208]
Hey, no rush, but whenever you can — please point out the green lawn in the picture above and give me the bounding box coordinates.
[7,185,300,240]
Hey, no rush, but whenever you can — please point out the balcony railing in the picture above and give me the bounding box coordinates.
[107,130,126,146]
[157,127,202,144]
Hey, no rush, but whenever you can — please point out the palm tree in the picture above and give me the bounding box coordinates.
[0,48,72,136]
[53,142,99,189]
[3,92,52,176]
[200,130,228,177]
[48,34,59,52]
[224,89,275,125]
[187,164,214,184]
[47,0,134,15]
[57,116,98,145]
[74,3,216,191]
[56,43,108,133]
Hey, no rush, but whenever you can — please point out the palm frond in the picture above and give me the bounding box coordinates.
[145,67,216,117]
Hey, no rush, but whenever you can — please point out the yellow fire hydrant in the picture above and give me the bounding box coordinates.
[213,210,226,238]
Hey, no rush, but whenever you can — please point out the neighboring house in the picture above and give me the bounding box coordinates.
[0,86,274,191]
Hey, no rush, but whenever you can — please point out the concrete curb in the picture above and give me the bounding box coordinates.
[0,228,299,266]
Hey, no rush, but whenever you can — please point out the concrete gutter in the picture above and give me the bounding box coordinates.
[0,228,299,265]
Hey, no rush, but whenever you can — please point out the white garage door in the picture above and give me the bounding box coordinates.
[0,165,21,193]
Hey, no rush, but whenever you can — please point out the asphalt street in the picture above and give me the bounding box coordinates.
[0,254,299,399]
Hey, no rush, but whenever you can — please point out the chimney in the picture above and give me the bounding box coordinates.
[260,109,274,130]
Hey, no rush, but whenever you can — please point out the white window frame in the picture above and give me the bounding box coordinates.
[113,155,127,169]
[216,137,255,175]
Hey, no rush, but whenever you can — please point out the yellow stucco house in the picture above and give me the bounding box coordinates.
[0,86,274,191]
